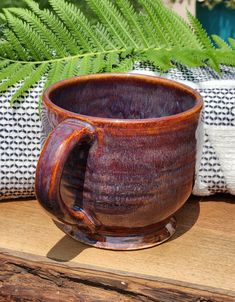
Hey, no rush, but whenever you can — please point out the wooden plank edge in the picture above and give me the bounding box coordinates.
[1,247,234,298]
[0,252,234,302]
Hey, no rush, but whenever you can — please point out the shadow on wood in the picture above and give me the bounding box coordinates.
[168,197,200,242]
[201,193,235,204]
[47,235,88,262]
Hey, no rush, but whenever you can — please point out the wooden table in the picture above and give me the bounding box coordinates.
[0,195,234,301]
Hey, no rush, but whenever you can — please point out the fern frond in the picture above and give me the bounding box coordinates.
[92,53,106,73]
[139,49,172,72]
[212,51,235,67]
[0,63,22,81]
[10,63,49,105]
[206,50,220,73]
[49,0,91,52]
[138,0,169,47]
[137,14,157,47]
[8,6,67,57]
[150,0,201,48]
[0,40,17,59]
[0,63,34,92]
[60,58,78,78]
[3,9,51,60]
[147,0,180,48]
[44,61,65,89]
[116,0,149,47]
[47,0,105,52]
[0,60,10,69]
[94,23,118,50]
[187,11,213,49]
[212,35,231,50]
[114,57,134,72]
[228,38,235,50]
[77,56,93,75]
[86,0,138,48]
[105,52,119,71]
[3,29,30,60]
[25,0,78,55]
[171,49,206,68]
[0,12,6,22]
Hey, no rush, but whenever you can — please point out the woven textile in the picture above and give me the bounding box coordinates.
[0,66,235,199]
[193,81,235,195]
[0,81,43,200]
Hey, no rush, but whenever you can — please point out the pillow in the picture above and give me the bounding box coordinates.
[193,80,235,195]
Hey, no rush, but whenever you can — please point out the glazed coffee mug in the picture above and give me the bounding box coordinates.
[35,73,203,250]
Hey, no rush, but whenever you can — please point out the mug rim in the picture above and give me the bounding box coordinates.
[43,73,203,126]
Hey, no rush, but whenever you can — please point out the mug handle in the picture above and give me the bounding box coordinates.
[35,118,98,234]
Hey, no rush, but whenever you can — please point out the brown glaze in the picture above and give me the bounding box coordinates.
[35,73,203,250]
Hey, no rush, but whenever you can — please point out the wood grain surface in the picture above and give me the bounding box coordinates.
[0,195,234,300]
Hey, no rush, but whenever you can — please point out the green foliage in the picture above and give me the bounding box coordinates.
[212,35,231,50]
[228,38,235,50]
[187,11,213,49]
[0,0,235,106]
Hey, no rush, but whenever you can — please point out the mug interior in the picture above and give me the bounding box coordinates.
[49,75,197,120]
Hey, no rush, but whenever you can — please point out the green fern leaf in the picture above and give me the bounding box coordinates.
[0,12,6,22]
[114,57,134,72]
[0,63,34,92]
[0,60,10,69]
[171,49,206,68]
[77,56,93,75]
[92,53,106,73]
[0,63,22,81]
[146,0,179,48]
[3,10,51,60]
[44,61,66,89]
[228,38,235,50]
[212,35,231,50]
[187,11,213,49]
[138,0,169,47]
[9,6,67,57]
[0,40,17,59]
[213,51,235,67]
[105,52,119,71]
[49,0,92,52]
[25,0,78,55]
[47,0,105,52]
[10,63,49,105]
[170,14,201,49]
[206,50,221,73]
[116,0,149,47]
[139,49,172,72]
[86,0,138,48]
[3,29,30,60]
[149,0,201,48]
[61,57,80,78]
[94,23,117,50]
[120,47,134,59]
[137,14,157,47]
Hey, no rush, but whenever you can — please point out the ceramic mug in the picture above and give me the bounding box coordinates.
[35,73,203,250]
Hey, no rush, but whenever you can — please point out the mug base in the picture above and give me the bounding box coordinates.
[54,216,176,250]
